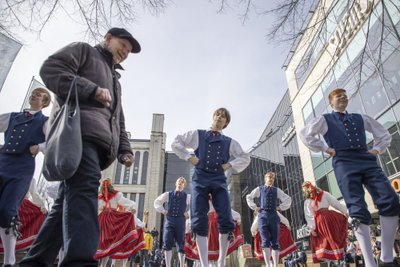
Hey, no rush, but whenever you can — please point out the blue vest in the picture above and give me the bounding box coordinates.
[323,112,367,151]
[167,191,187,217]
[1,111,48,154]
[259,186,277,211]
[194,130,231,174]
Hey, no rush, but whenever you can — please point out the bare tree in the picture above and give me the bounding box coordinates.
[0,0,171,42]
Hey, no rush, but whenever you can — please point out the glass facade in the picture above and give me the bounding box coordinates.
[239,91,305,245]
[299,0,400,192]
[164,152,193,192]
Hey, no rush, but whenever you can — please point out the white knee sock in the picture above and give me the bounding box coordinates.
[101,256,109,267]
[217,233,229,267]
[164,250,173,267]
[178,252,185,267]
[0,227,16,265]
[272,249,280,267]
[380,215,398,262]
[111,259,116,267]
[196,235,209,267]
[121,258,128,267]
[354,223,375,267]
[263,247,272,267]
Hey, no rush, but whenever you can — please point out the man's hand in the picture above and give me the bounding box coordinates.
[255,207,260,213]
[163,210,168,216]
[184,211,189,218]
[222,163,231,171]
[369,149,379,155]
[95,87,112,107]
[188,156,199,166]
[121,154,134,167]
[29,145,39,156]
[325,147,336,157]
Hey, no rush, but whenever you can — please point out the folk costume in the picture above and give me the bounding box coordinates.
[302,182,348,263]
[251,212,296,261]
[172,128,250,267]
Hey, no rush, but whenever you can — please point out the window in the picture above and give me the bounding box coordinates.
[140,151,149,185]
[131,151,141,185]
[359,71,390,118]
[302,100,314,124]
[327,171,342,199]
[114,163,122,184]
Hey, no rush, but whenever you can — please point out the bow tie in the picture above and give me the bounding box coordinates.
[24,111,32,118]
[210,130,220,136]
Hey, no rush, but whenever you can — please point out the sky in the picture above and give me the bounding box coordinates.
[0,1,289,176]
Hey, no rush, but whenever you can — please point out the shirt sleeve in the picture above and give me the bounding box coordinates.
[277,211,291,230]
[135,216,145,228]
[0,113,11,133]
[363,114,392,153]
[277,188,292,211]
[325,191,348,216]
[246,187,260,210]
[186,194,191,212]
[304,199,316,231]
[231,209,241,223]
[228,139,251,173]
[116,192,137,211]
[98,198,106,213]
[28,179,47,211]
[250,214,258,236]
[171,130,199,161]
[299,116,329,152]
[154,192,169,214]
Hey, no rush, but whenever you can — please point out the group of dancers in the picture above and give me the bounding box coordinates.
[1,85,399,267]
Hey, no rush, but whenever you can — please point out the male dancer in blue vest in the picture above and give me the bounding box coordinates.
[300,88,400,267]
[246,172,292,267]
[154,177,190,267]
[172,107,250,267]
[0,87,51,266]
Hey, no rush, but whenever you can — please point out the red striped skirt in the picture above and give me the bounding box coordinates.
[310,209,347,262]
[0,199,46,252]
[94,209,139,259]
[184,214,243,261]
[254,224,297,261]
[111,228,146,259]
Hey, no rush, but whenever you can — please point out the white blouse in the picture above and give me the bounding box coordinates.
[304,191,348,231]
[98,191,137,212]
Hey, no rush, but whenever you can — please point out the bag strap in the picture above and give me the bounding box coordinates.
[64,76,80,110]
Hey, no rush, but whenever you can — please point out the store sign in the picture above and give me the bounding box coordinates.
[330,0,373,57]
[297,224,311,239]
[282,123,296,147]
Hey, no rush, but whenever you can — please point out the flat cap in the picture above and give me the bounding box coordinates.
[107,27,141,53]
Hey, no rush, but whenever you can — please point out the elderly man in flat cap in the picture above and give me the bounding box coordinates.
[20,28,140,267]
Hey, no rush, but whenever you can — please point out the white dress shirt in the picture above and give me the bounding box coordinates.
[300,112,392,154]
[154,191,191,215]
[171,129,251,173]
[303,191,348,231]
[246,186,292,211]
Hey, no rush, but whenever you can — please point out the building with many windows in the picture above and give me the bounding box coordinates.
[285,0,400,218]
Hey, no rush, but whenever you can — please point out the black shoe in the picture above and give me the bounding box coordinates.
[378,259,400,267]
